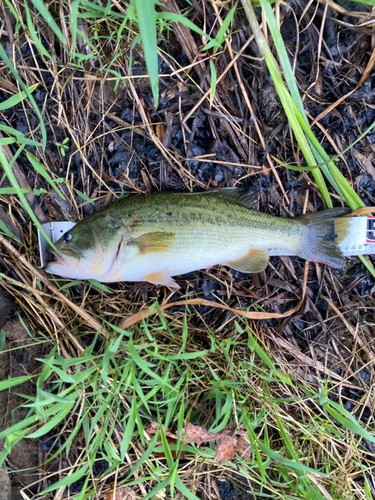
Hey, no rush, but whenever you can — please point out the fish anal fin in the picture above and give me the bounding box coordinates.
[143,268,180,289]
[227,249,269,273]
[130,231,175,254]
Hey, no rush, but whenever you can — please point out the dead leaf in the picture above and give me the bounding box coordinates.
[141,170,152,192]
[104,486,139,500]
[261,163,270,176]
[145,421,159,436]
[145,422,185,458]
[353,151,375,182]
[155,122,166,142]
[215,434,234,461]
[182,423,218,445]
[145,422,251,462]
[152,438,186,459]
[234,426,251,461]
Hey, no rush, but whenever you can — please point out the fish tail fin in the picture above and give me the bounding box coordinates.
[296,208,352,268]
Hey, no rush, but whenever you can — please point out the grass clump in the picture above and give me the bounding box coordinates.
[1,310,374,499]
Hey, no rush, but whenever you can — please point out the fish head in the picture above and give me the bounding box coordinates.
[44,215,125,280]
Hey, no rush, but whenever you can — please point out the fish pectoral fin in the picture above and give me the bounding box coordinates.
[143,269,180,289]
[129,231,175,254]
[227,249,269,273]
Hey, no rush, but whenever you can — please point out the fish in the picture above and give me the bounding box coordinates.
[44,188,352,288]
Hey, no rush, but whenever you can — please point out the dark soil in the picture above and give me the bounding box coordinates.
[0,297,47,499]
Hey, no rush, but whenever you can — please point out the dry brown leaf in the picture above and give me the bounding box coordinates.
[146,422,218,444]
[104,486,139,500]
[152,438,186,459]
[234,426,251,461]
[145,422,251,462]
[145,421,159,436]
[182,423,218,445]
[155,122,166,142]
[145,422,185,458]
[141,170,152,192]
[353,151,375,182]
[215,434,235,461]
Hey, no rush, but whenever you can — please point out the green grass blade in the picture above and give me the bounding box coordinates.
[24,1,51,59]
[27,403,75,438]
[26,152,66,199]
[325,402,375,443]
[0,45,47,149]
[125,435,158,480]
[203,3,237,53]
[257,0,368,204]
[29,0,66,45]
[0,375,34,391]
[4,0,20,22]
[0,329,5,351]
[39,464,89,494]
[70,0,80,54]
[140,474,171,500]
[157,13,219,49]
[256,437,327,475]
[0,147,57,251]
[345,0,375,4]
[0,124,24,136]
[0,414,38,440]
[0,221,21,241]
[0,138,16,145]
[0,83,38,111]
[135,0,159,109]
[263,46,332,207]
[210,60,217,104]
[175,475,201,500]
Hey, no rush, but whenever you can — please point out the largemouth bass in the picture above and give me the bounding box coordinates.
[44,189,351,288]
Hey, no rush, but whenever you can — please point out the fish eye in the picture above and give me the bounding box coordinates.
[63,232,72,243]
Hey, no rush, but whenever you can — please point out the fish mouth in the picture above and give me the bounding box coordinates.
[48,248,79,268]
[49,249,68,265]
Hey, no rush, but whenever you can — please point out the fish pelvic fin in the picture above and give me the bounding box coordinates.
[296,208,352,268]
[227,248,269,273]
[130,231,175,254]
[143,269,180,289]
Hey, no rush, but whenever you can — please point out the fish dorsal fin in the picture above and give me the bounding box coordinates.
[129,231,175,254]
[185,188,258,208]
[295,207,351,222]
[143,268,180,289]
[207,188,258,208]
[227,249,269,273]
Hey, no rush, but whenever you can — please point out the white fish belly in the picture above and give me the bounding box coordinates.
[105,225,294,282]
